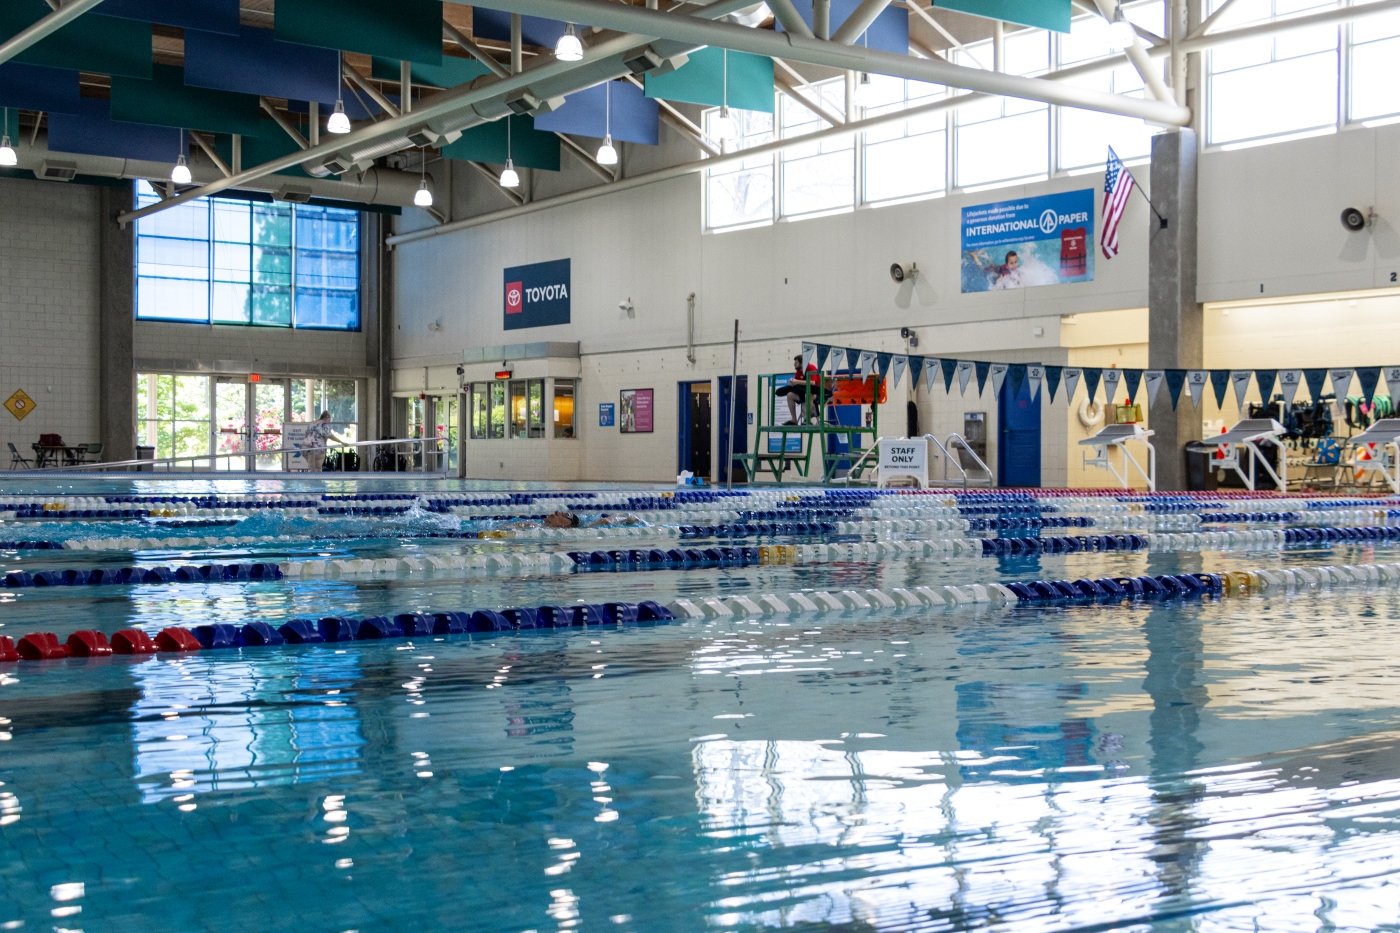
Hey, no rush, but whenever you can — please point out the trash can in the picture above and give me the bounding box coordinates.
[135,446,155,472]
[1184,441,1217,491]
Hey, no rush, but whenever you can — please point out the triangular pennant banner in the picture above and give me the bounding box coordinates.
[1045,365,1063,403]
[923,358,938,392]
[1330,368,1354,402]
[957,361,974,396]
[1304,368,1328,402]
[1255,369,1277,403]
[1144,370,1165,408]
[1187,371,1208,409]
[1279,369,1303,407]
[1357,366,1381,403]
[1123,369,1143,405]
[801,342,816,369]
[1006,364,1025,400]
[1386,366,1400,403]
[845,347,861,373]
[1101,369,1122,406]
[815,344,832,371]
[906,355,922,390]
[942,358,958,393]
[1062,368,1082,404]
[875,351,894,384]
[858,350,876,378]
[1165,370,1186,409]
[1025,365,1043,402]
[989,363,1009,399]
[1230,370,1253,412]
[1084,368,1103,404]
[974,361,991,396]
[891,354,907,388]
[1209,370,1230,408]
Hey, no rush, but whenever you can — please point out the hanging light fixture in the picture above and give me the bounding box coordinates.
[712,49,737,143]
[414,147,434,207]
[555,23,584,61]
[853,72,875,106]
[171,129,192,184]
[1107,6,1136,50]
[327,53,352,133]
[500,118,520,187]
[596,82,617,165]
[0,108,15,167]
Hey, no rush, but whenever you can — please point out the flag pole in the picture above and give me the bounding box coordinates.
[1123,164,1168,229]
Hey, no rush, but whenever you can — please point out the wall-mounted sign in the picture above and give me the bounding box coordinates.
[879,437,929,488]
[504,257,571,330]
[960,189,1094,292]
[599,402,615,427]
[619,388,653,433]
[494,370,513,380]
[4,389,35,421]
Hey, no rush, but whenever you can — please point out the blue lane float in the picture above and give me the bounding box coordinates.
[3,562,284,588]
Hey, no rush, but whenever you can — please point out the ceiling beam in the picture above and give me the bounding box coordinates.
[830,0,896,44]
[557,132,617,180]
[463,157,527,204]
[343,60,401,119]
[443,22,511,78]
[189,131,231,177]
[0,0,108,66]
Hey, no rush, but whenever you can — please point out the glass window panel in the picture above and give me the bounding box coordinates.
[527,380,544,438]
[509,380,528,438]
[137,278,209,323]
[705,107,775,230]
[1274,22,1338,58]
[553,380,575,439]
[294,205,359,330]
[1124,0,1165,35]
[956,110,1048,187]
[783,150,854,216]
[1351,36,1400,119]
[1209,50,1337,143]
[865,132,945,204]
[471,384,489,439]
[1210,35,1275,72]
[490,383,506,439]
[1352,7,1400,43]
[1004,30,1049,75]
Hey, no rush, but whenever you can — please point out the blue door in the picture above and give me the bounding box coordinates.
[998,374,1041,487]
[718,376,748,484]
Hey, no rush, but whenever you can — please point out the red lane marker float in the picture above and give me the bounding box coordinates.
[111,629,157,655]
[0,638,16,662]
[66,631,112,658]
[17,633,67,660]
[155,628,201,652]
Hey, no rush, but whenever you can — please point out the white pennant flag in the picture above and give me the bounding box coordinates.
[957,361,974,396]
[891,354,908,388]
[1026,365,1044,401]
[1330,368,1354,417]
[858,350,877,378]
[801,342,816,369]
[1186,370,1208,408]
[1230,370,1254,412]
[1144,370,1165,408]
[1101,369,1122,407]
[1062,368,1083,403]
[925,359,940,392]
[989,363,1009,399]
[1279,369,1303,407]
[1385,366,1400,404]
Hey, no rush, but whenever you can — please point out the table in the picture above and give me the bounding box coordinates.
[32,444,89,468]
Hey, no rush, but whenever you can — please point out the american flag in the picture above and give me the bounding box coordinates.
[1100,146,1136,259]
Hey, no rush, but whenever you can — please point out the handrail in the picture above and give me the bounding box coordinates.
[29,435,445,473]
[944,433,994,487]
[923,433,969,489]
[829,443,880,485]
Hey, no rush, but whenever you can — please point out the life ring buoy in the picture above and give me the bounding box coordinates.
[1078,398,1104,429]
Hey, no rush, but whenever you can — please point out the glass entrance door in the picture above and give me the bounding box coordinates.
[215,379,250,471]
[254,380,287,471]
[434,395,458,472]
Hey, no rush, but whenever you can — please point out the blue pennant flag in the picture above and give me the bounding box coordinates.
[815,344,831,371]
[907,355,924,389]
[1357,366,1381,403]
[1122,369,1142,404]
[1255,369,1278,402]
[1209,370,1230,408]
[1165,370,1186,409]
[1084,368,1103,404]
[974,361,990,396]
[1045,365,1062,403]
[875,351,893,384]
[1008,364,1026,400]
[1303,368,1328,401]
[845,347,861,373]
[941,358,957,392]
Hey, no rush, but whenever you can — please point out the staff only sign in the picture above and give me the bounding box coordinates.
[504,258,571,330]
[879,437,928,488]
[960,189,1094,293]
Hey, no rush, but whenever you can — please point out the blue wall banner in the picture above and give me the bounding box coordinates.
[960,189,1094,292]
[598,403,615,427]
[504,258,571,330]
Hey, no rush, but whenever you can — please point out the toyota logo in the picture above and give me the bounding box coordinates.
[507,287,521,304]
[1039,208,1059,234]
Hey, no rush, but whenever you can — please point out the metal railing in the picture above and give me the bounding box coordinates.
[18,436,446,474]
[926,433,994,489]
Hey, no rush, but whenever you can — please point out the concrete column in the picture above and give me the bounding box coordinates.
[1148,128,1202,491]
[363,212,394,458]
[98,185,135,463]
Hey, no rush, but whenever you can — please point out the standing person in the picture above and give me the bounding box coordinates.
[774,354,818,426]
[304,411,343,473]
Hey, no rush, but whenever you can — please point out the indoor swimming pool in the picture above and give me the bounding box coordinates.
[1,477,1400,932]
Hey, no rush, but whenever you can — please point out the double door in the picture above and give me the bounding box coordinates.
[215,378,287,471]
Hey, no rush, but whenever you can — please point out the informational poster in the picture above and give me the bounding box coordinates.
[598,403,615,427]
[284,422,311,470]
[504,258,571,330]
[619,389,653,433]
[960,189,1094,292]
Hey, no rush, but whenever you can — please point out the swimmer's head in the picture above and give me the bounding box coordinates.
[1005,251,1019,268]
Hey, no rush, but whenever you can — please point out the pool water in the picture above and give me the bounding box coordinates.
[2,478,1400,932]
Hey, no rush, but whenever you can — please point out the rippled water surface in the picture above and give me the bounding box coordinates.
[1,478,1399,932]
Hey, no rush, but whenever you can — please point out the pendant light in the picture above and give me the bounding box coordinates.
[0,108,15,167]
[712,49,737,143]
[499,117,520,188]
[414,147,434,207]
[170,129,192,184]
[853,72,875,106]
[1107,6,1135,50]
[555,23,584,61]
[596,82,618,165]
[327,53,352,134]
